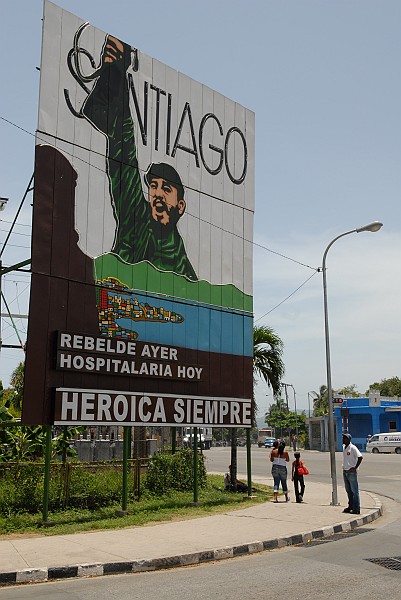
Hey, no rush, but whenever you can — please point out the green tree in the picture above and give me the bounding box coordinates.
[310,384,360,417]
[0,380,19,429]
[230,325,285,490]
[336,384,359,397]
[264,399,307,443]
[1,368,83,462]
[0,382,17,445]
[0,425,83,464]
[8,362,24,415]
[367,377,401,398]
[0,426,46,463]
[253,325,285,396]
[265,398,288,438]
[311,385,328,416]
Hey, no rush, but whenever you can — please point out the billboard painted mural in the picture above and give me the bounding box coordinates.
[22,0,255,427]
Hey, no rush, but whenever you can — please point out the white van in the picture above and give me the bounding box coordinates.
[366,432,401,454]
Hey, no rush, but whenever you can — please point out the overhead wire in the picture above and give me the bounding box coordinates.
[0,228,31,237]
[0,242,31,249]
[0,219,31,228]
[254,271,319,323]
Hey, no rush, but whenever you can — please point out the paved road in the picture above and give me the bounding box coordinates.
[204,446,401,502]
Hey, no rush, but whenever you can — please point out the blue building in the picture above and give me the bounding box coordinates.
[307,391,401,452]
[334,391,401,451]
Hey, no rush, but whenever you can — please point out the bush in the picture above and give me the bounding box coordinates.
[0,464,43,513]
[0,462,133,514]
[66,465,128,509]
[145,448,206,495]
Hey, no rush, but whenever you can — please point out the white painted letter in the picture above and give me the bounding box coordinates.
[174,398,185,423]
[97,394,112,421]
[61,391,78,420]
[139,396,152,422]
[114,395,128,421]
[81,393,95,420]
[60,333,71,348]
[153,398,166,422]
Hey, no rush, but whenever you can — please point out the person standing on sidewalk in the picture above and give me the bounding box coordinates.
[270,440,290,502]
[291,452,306,503]
[269,439,279,459]
[342,432,363,514]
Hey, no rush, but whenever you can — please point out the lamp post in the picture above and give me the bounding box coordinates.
[282,383,298,449]
[322,221,383,506]
[307,392,314,418]
[281,383,290,411]
[290,384,298,449]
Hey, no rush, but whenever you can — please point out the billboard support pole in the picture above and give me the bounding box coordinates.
[41,426,52,524]
[171,427,176,454]
[193,427,199,504]
[121,427,131,514]
[246,429,252,496]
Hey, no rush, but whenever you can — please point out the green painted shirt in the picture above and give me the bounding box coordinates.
[82,43,197,281]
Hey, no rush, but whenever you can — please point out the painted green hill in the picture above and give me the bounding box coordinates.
[94,253,252,313]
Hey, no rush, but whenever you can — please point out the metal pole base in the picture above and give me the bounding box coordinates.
[39,520,56,528]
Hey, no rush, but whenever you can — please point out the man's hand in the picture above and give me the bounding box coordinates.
[103,35,124,64]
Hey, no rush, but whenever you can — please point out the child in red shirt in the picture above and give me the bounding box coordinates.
[291,452,307,503]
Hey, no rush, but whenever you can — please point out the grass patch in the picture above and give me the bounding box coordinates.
[0,475,272,537]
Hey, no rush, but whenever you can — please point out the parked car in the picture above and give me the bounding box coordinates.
[264,437,276,448]
[366,432,401,454]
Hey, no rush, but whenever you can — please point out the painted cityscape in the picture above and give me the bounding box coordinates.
[96,277,184,338]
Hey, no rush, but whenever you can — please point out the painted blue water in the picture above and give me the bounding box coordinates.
[113,291,253,357]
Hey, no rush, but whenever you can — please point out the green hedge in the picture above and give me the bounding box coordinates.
[0,449,206,515]
[145,448,206,495]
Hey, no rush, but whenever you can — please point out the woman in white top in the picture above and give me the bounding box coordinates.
[270,440,290,502]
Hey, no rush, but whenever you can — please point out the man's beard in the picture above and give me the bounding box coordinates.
[151,202,180,228]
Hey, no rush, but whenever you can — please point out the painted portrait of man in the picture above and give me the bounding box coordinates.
[78,35,197,280]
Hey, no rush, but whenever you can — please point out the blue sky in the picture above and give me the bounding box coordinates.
[1,0,400,417]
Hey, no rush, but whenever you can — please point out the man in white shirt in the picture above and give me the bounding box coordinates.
[342,432,363,514]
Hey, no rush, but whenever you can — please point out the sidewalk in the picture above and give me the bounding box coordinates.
[0,479,382,586]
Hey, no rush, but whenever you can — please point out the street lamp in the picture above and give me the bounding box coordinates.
[281,382,289,410]
[307,391,315,418]
[322,221,383,506]
[290,384,298,449]
[282,382,298,449]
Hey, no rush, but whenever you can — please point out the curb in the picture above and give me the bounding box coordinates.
[0,499,382,587]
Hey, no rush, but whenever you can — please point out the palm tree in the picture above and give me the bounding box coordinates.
[230,325,285,490]
[311,385,328,416]
[253,325,285,397]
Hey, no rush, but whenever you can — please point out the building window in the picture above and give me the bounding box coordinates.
[389,421,397,432]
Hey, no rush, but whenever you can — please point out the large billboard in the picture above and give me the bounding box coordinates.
[22,0,254,427]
